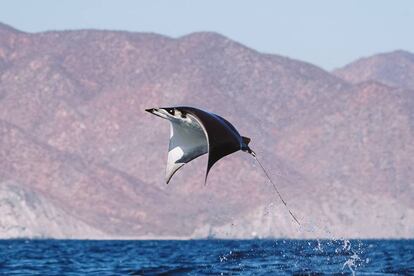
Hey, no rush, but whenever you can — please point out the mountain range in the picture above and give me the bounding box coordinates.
[0,23,413,239]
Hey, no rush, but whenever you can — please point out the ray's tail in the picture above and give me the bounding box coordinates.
[249,150,301,226]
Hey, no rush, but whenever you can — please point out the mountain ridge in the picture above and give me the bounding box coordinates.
[0,24,413,238]
[334,50,414,90]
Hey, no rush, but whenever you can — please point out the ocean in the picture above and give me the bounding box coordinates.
[0,239,413,275]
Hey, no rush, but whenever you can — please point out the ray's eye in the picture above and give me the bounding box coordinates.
[167,109,174,115]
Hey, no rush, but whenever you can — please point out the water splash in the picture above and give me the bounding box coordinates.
[316,239,324,252]
[342,251,361,276]
[343,239,351,251]
[263,202,275,216]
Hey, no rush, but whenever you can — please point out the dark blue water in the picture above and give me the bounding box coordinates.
[0,239,413,275]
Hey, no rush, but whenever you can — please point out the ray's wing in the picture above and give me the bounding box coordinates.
[204,113,242,182]
[180,108,242,183]
[166,115,208,184]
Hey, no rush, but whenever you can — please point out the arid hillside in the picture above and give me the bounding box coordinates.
[334,50,414,90]
[1,23,413,238]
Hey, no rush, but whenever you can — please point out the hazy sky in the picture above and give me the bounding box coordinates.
[1,0,413,69]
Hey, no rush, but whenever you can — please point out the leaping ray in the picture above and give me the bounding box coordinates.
[146,106,300,225]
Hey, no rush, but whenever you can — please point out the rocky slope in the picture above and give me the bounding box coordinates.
[0,181,104,239]
[0,22,413,238]
[334,50,414,90]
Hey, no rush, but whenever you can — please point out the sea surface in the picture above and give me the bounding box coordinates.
[0,239,413,275]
